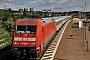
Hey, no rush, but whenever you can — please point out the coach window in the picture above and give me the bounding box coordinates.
[58,21,59,25]
[56,22,57,26]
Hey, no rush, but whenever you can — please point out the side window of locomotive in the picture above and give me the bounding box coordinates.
[42,26,44,32]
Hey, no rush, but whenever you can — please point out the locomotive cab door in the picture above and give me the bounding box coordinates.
[40,26,44,52]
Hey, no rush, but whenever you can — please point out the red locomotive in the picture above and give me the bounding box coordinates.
[12,16,71,58]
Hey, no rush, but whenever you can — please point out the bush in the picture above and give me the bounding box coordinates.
[0,28,12,49]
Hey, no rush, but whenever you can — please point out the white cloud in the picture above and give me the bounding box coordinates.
[0,0,90,12]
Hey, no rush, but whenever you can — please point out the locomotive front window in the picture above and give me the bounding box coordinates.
[27,26,37,34]
[16,26,37,34]
[16,26,26,33]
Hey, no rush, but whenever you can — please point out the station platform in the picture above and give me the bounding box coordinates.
[54,20,90,60]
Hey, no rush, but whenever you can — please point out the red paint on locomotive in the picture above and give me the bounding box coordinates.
[12,18,56,54]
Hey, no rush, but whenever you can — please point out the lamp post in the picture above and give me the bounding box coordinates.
[82,2,89,20]
[21,0,23,5]
[82,2,89,41]
[81,7,83,18]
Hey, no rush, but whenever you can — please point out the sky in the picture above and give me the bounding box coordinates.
[0,0,90,12]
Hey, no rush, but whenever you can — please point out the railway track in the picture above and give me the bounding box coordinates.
[0,19,70,60]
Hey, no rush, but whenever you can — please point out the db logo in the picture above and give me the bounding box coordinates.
[23,38,27,41]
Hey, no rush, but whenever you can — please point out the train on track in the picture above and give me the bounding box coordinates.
[11,16,71,59]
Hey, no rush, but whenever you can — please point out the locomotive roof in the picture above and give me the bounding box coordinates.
[41,17,54,24]
[20,18,39,21]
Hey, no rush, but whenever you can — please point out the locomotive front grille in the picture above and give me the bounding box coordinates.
[28,38,36,41]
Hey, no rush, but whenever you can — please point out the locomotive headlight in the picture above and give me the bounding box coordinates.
[14,42,17,44]
[14,37,22,41]
[33,43,35,45]
[14,42,19,44]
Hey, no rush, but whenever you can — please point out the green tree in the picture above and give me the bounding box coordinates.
[22,8,28,18]
[0,8,15,35]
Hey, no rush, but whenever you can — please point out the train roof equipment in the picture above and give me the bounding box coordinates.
[41,17,55,24]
